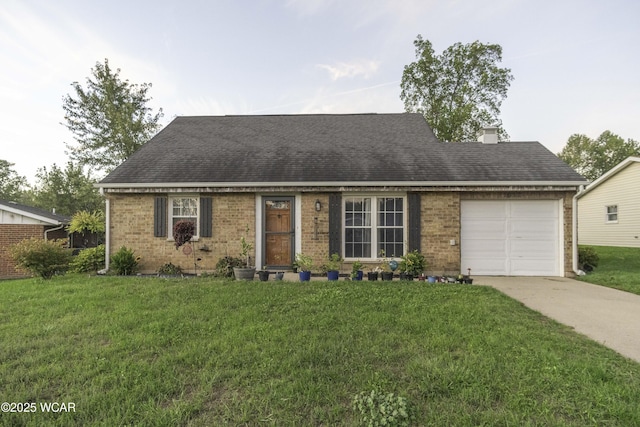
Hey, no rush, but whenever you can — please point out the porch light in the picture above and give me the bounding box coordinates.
[315,200,321,212]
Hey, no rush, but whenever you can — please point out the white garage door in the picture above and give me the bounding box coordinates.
[461,200,562,276]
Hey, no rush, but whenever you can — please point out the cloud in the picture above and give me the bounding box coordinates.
[317,59,380,81]
[284,0,337,16]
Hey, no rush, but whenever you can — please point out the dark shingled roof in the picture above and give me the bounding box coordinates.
[99,113,586,186]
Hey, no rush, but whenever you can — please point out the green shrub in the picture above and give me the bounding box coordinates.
[400,250,426,276]
[67,210,105,234]
[158,262,183,275]
[579,246,599,272]
[352,389,413,427]
[9,238,72,279]
[69,245,106,273]
[110,246,139,275]
[214,256,245,277]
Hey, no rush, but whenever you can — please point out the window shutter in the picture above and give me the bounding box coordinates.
[154,196,167,237]
[200,196,212,237]
[408,192,421,252]
[328,193,342,257]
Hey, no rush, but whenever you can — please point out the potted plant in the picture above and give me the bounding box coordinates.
[399,250,426,281]
[367,265,379,281]
[379,250,394,281]
[233,226,256,280]
[463,268,473,284]
[351,260,363,281]
[295,253,313,281]
[325,253,343,281]
[257,267,270,281]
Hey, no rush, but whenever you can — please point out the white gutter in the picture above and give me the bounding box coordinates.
[96,180,588,190]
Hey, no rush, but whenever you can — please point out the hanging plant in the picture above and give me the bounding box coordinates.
[173,220,195,249]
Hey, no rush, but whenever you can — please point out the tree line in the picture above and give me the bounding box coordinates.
[1,59,163,216]
[2,39,637,215]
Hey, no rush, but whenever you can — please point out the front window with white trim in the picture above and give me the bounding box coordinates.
[344,196,405,259]
[606,205,618,223]
[170,196,199,237]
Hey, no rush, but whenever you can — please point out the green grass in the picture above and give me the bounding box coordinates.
[579,245,640,295]
[2,276,640,426]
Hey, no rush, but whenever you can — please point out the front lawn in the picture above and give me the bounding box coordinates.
[1,276,640,426]
[579,245,640,295]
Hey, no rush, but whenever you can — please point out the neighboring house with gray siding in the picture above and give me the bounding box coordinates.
[97,113,586,277]
[577,156,640,248]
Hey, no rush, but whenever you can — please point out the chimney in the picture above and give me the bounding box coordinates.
[478,127,499,144]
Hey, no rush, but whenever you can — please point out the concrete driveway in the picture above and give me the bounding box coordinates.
[475,276,640,363]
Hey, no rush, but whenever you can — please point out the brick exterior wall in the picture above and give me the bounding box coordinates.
[0,225,44,279]
[423,192,461,274]
[300,193,330,261]
[107,193,256,274]
[106,190,577,277]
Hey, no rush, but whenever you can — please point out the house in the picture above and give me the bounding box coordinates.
[0,199,70,279]
[97,113,586,277]
[576,156,640,248]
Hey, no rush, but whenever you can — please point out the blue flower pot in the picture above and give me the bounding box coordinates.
[299,271,311,281]
[327,270,339,281]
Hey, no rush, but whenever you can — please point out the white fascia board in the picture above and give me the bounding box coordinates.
[576,156,640,199]
[0,203,63,225]
[97,180,587,189]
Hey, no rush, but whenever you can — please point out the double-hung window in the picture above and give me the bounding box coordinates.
[606,205,618,223]
[344,196,405,259]
[170,196,199,238]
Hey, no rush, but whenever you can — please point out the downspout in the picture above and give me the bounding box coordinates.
[44,224,65,241]
[572,185,585,275]
[102,188,110,272]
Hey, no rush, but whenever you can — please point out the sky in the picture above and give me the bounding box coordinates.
[1,0,639,183]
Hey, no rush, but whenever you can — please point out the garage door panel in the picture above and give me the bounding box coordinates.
[510,259,558,276]
[465,258,508,275]
[462,201,508,218]
[510,239,557,257]
[510,201,557,217]
[510,219,557,238]
[463,239,506,256]
[461,200,561,276]
[462,219,507,239]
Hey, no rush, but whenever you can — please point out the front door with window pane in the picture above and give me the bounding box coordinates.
[263,198,294,268]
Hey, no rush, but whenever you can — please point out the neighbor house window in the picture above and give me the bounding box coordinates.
[170,196,199,237]
[606,205,618,223]
[344,196,405,259]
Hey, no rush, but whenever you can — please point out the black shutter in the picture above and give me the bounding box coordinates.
[154,196,167,237]
[328,193,342,257]
[408,192,421,252]
[200,197,212,237]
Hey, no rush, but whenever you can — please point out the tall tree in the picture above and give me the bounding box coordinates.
[63,59,163,173]
[31,162,103,216]
[400,35,514,142]
[0,160,28,201]
[557,131,640,181]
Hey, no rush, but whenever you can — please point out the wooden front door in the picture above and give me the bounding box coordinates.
[263,198,294,268]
